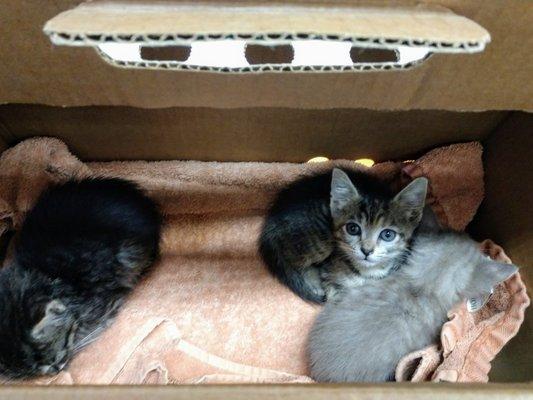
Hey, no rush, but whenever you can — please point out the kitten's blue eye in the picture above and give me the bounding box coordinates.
[379,229,397,241]
[345,222,361,236]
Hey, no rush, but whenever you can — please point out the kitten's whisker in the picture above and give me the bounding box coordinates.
[73,336,102,352]
[75,330,103,348]
[73,326,106,351]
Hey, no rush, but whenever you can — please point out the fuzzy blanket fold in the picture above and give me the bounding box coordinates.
[0,138,528,384]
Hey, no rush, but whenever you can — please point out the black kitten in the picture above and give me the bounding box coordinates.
[259,168,426,303]
[0,178,161,379]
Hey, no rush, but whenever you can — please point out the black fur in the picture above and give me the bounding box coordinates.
[259,168,393,303]
[0,178,161,378]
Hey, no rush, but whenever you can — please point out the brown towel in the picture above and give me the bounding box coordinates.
[0,138,527,384]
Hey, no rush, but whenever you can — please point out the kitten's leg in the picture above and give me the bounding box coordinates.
[268,229,332,303]
[320,258,346,303]
[322,259,366,302]
[300,266,326,302]
[323,280,344,303]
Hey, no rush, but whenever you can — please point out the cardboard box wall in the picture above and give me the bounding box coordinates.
[0,0,532,397]
[0,105,508,162]
[1,0,532,111]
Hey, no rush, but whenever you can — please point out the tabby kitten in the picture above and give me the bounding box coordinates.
[308,228,518,382]
[260,167,427,302]
[0,178,161,379]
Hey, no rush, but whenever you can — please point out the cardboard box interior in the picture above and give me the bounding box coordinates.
[0,106,531,385]
[0,0,532,397]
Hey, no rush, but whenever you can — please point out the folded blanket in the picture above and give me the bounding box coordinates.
[0,138,528,384]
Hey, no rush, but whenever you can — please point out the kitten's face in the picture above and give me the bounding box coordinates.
[335,209,412,270]
[330,169,427,276]
[0,296,76,379]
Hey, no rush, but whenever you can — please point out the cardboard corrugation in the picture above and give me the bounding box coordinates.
[0,1,531,109]
[43,2,489,72]
[94,47,428,73]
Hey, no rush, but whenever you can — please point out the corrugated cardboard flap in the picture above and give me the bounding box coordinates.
[43,1,490,73]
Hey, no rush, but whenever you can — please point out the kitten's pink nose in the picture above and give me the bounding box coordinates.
[361,247,374,257]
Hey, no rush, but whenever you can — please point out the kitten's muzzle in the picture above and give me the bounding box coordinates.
[361,247,374,258]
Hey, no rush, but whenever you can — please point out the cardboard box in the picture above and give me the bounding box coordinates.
[0,0,531,398]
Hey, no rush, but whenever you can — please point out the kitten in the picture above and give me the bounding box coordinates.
[0,178,161,379]
[259,167,427,302]
[307,228,518,382]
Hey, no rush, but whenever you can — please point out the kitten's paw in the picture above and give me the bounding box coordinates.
[301,281,326,303]
[325,285,344,303]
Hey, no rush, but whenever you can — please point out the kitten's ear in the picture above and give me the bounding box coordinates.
[473,260,518,294]
[31,300,68,343]
[330,168,360,220]
[418,205,442,233]
[391,177,428,224]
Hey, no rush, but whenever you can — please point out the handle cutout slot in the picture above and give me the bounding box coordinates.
[97,41,432,72]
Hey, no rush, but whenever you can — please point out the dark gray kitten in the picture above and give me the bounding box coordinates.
[308,228,518,382]
[0,178,161,379]
[260,167,427,302]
